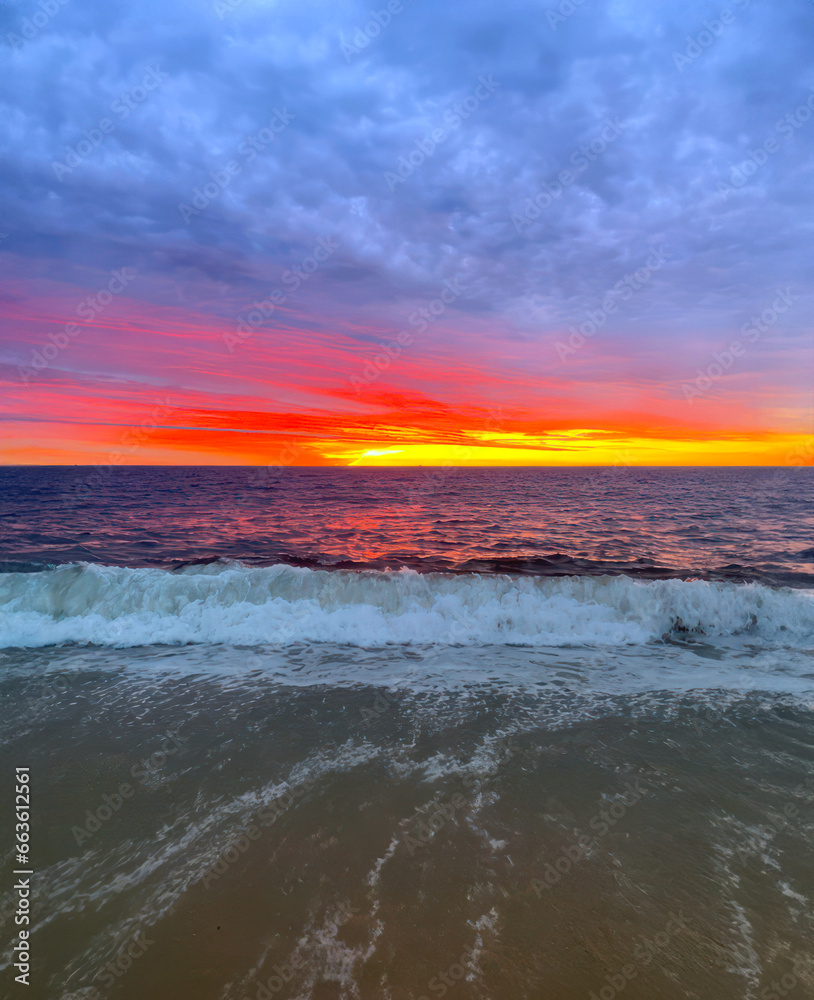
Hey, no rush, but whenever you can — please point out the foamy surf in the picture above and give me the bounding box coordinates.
[1,561,812,649]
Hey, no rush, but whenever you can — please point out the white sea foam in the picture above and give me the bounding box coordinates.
[0,561,812,649]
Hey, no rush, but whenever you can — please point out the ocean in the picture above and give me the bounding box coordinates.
[1,466,813,1000]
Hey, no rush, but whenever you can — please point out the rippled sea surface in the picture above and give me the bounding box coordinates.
[2,466,813,582]
[0,467,813,1000]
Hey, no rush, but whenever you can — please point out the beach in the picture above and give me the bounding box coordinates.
[1,466,813,999]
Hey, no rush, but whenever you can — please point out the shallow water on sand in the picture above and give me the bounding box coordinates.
[1,643,813,1000]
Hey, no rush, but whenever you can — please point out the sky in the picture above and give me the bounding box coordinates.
[0,0,812,466]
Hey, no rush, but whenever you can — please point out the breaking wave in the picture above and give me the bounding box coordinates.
[1,561,813,649]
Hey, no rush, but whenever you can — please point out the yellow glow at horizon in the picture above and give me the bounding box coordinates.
[331,433,814,467]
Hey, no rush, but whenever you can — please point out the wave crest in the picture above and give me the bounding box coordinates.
[0,561,812,649]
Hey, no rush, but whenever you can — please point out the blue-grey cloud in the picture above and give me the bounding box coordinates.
[1,0,812,393]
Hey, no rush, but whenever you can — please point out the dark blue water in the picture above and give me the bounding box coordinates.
[1,466,812,584]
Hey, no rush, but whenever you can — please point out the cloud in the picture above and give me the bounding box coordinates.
[1,0,812,461]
